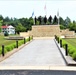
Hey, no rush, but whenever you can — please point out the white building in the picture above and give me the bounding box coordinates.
[1,25,15,34]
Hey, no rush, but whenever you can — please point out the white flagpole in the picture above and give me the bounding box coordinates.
[57,9,59,25]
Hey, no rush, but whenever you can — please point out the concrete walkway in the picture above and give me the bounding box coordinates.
[0,39,66,66]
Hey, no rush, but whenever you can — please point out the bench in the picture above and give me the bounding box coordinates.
[8,36,24,40]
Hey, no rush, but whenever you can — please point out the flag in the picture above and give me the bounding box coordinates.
[44,4,46,10]
[32,11,35,24]
[32,11,34,17]
[44,4,47,16]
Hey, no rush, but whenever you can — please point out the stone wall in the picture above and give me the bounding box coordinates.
[61,29,75,36]
[30,25,61,37]
[60,29,75,38]
[20,25,75,38]
[20,31,30,38]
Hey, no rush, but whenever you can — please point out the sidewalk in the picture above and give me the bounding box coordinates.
[0,38,66,66]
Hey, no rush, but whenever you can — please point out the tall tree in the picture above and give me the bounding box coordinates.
[44,16,47,24]
[38,16,42,25]
[59,17,64,25]
[68,21,76,32]
[64,17,71,28]
[0,15,3,20]
[15,23,26,34]
[0,15,3,32]
[3,16,11,25]
[53,15,58,24]
[48,15,52,24]
[34,16,37,25]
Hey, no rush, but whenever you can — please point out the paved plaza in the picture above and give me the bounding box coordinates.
[0,39,66,66]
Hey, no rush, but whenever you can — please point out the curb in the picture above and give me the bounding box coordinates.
[54,39,68,66]
[0,66,76,71]
[54,39,76,66]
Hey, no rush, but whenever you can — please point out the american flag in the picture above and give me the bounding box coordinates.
[32,11,34,17]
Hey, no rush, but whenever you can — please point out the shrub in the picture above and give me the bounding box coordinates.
[68,48,76,56]
[12,43,16,48]
[18,40,24,46]
[5,43,15,52]
[62,40,66,49]
[4,31,9,36]
[4,48,8,54]
[72,52,76,60]
[26,38,29,42]
[5,46,12,52]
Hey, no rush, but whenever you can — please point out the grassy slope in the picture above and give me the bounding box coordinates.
[63,38,76,48]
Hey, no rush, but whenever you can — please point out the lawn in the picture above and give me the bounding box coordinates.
[63,38,76,48]
[0,35,18,47]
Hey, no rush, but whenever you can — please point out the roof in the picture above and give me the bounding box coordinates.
[1,26,8,28]
[1,25,14,28]
[8,25,14,28]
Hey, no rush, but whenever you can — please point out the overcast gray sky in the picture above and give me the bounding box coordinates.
[0,0,76,21]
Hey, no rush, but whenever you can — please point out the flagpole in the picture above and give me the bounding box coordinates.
[57,9,59,25]
[33,17,35,25]
[32,11,35,25]
[58,16,59,25]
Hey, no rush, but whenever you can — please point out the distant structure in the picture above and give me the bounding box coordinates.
[1,25,15,35]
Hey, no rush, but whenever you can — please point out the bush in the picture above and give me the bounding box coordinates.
[4,48,8,54]
[12,43,16,48]
[18,40,24,46]
[68,47,76,56]
[5,45,12,52]
[4,31,9,36]
[26,38,29,42]
[72,52,76,60]
[62,40,66,49]
[5,43,16,52]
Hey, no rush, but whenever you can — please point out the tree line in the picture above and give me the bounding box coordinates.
[0,14,76,34]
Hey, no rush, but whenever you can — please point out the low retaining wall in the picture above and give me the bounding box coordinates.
[61,29,75,37]
[20,31,30,38]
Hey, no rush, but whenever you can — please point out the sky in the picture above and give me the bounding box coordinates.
[0,0,76,21]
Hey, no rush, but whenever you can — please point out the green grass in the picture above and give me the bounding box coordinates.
[0,35,17,46]
[63,38,76,48]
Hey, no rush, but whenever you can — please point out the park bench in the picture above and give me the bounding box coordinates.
[8,36,24,40]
